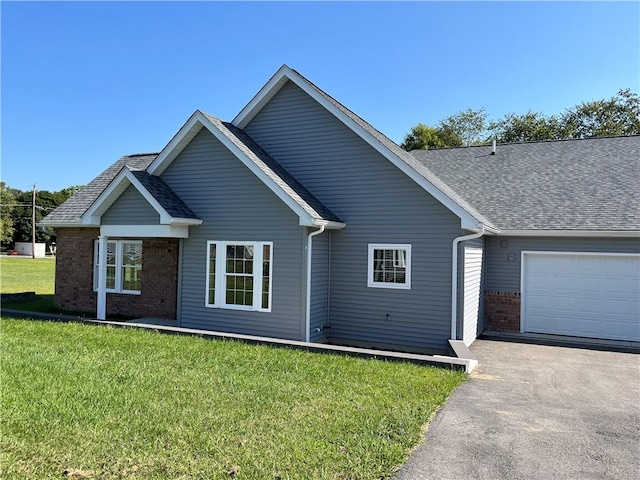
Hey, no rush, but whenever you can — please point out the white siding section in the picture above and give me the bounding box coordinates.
[462,242,484,346]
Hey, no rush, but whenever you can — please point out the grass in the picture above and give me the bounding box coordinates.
[1,318,466,479]
[0,257,56,312]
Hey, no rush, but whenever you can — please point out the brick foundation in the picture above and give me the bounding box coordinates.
[484,291,521,332]
[55,228,178,319]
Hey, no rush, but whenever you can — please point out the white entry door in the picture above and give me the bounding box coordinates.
[522,252,640,341]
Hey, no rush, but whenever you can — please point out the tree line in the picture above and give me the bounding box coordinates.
[401,88,640,151]
[0,183,82,251]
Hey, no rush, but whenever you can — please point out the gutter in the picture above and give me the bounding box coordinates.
[451,226,485,340]
[305,225,325,342]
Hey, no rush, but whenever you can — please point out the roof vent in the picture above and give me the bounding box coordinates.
[491,139,497,155]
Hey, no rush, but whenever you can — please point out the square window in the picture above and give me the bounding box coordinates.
[368,244,411,289]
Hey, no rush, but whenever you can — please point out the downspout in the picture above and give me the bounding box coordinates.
[305,225,325,342]
[451,226,485,339]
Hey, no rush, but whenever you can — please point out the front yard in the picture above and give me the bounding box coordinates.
[1,318,465,479]
[0,256,56,312]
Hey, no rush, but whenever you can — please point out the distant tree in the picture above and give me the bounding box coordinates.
[8,185,80,249]
[403,89,639,151]
[401,123,454,150]
[438,108,489,146]
[489,111,567,143]
[562,89,640,138]
[0,182,15,247]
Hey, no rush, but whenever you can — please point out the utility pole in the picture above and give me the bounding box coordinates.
[32,184,37,259]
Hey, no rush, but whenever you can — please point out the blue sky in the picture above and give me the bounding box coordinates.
[2,1,638,192]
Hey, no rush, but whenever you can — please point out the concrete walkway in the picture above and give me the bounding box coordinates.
[392,340,640,480]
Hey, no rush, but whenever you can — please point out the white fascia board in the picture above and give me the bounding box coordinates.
[147,112,204,176]
[313,220,346,229]
[100,224,191,238]
[170,218,203,226]
[232,66,481,230]
[499,229,640,238]
[81,168,176,225]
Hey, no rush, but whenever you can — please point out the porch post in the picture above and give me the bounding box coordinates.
[97,235,108,320]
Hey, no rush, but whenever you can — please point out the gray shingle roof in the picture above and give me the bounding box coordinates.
[410,136,640,231]
[41,153,158,224]
[129,170,199,220]
[201,112,343,224]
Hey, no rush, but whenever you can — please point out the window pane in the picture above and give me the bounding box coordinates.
[262,244,271,309]
[121,242,142,291]
[373,248,406,284]
[106,266,116,290]
[208,244,216,304]
[106,242,116,266]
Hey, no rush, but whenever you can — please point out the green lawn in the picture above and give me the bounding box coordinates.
[1,318,465,479]
[0,256,55,294]
[1,256,56,312]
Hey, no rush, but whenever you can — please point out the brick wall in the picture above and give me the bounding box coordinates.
[484,291,521,332]
[55,228,179,319]
[55,228,99,314]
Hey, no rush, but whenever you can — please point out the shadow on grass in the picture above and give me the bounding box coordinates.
[1,294,137,321]
[1,294,57,313]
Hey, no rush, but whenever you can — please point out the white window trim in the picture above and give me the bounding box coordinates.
[93,240,142,295]
[205,241,273,312]
[367,243,412,289]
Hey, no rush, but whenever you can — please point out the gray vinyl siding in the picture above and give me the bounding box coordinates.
[244,80,462,353]
[309,229,329,343]
[101,185,160,225]
[462,237,485,346]
[160,127,305,340]
[486,236,640,292]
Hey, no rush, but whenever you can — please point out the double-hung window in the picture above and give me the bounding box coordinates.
[367,244,411,289]
[93,240,143,294]
[206,241,273,311]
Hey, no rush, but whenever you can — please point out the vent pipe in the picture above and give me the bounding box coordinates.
[491,139,497,155]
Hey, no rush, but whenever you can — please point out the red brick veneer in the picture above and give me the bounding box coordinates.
[484,291,521,332]
[54,228,178,319]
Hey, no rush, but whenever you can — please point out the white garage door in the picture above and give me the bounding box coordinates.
[522,252,640,341]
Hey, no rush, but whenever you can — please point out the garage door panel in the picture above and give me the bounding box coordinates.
[523,253,640,342]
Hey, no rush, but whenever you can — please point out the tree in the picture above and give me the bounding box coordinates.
[401,123,454,150]
[438,108,489,146]
[0,182,15,246]
[489,111,567,143]
[562,89,640,139]
[401,108,488,151]
[6,185,80,249]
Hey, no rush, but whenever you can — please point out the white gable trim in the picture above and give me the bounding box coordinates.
[147,110,343,228]
[232,65,482,230]
[81,168,202,227]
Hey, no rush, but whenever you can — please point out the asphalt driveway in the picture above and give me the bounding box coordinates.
[393,339,640,480]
